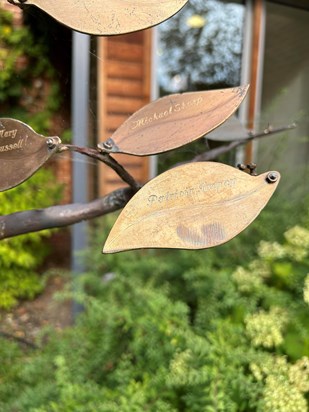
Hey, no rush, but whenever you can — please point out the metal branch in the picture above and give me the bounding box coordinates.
[193,123,296,162]
[60,145,141,192]
[0,187,135,240]
[0,123,296,240]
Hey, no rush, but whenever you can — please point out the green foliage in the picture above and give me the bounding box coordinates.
[0,6,49,99]
[0,5,65,308]
[1,201,309,410]
[0,5,63,136]
[0,169,63,309]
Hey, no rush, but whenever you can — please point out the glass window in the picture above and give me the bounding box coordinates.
[157,0,246,95]
[258,2,309,197]
[154,0,246,171]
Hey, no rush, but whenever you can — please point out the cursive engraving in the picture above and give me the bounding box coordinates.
[0,128,28,153]
[147,178,237,207]
[0,138,27,152]
[0,129,18,139]
[131,96,203,130]
[199,178,237,194]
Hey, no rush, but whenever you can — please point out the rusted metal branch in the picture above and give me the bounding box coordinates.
[60,145,141,192]
[0,187,135,240]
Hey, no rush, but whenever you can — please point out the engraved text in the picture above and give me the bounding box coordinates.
[131,96,203,130]
[147,178,237,206]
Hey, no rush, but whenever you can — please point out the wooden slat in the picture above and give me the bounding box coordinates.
[109,31,144,44]
[98,30,152,196]
[97,38,108,196]
[106,96,145,114]
[106,60,143,79]
[107,42,144,61]
[143,29,152,102]
[106,113,130,130]
[103,181,129,194]
[245,0,264,164]
[106,78,143,97]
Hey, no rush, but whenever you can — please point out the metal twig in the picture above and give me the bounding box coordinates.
[194,123,296,162]
[59,145,141,192]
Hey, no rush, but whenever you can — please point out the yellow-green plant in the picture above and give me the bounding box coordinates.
[1,215,309,410]
[0,5,65,308]
[0,5,62,134]
[0,169,62,309]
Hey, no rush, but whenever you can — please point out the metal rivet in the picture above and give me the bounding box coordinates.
[102,138,114,150]
[46,138,57,149]
[237,163,246,171]
[247,163,257,170]
[247,163,257,176]
[266,172,278,183]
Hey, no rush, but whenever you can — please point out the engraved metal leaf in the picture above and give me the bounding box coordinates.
[21,0,188,35]
[98,85,249,156]
[103,162,280,253]
[0,118,60,192]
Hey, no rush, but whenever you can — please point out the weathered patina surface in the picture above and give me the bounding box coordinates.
[98,86,249,156]
[104,162,280,253]
[8,0,188,35]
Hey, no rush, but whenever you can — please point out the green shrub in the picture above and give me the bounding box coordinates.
[0,169,62,309]
[0,5,65,309]
[1,203,309,410]
[0,4,63,135]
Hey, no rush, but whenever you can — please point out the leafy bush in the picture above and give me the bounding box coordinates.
[0,5,65,308]
[1,202,309,410]
[0,4,62,134]
[0,170,62,309]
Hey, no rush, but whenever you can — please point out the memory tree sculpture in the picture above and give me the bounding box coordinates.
[0,0,292,253]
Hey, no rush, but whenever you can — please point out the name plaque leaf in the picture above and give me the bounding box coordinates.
[0,118,61,192]
[103,162,280,253]
[9,0,188,36]
[98,85,249,156]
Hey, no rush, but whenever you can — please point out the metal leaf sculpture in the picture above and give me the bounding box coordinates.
[103,162,280,253]
[0,118,61,192]
[98,85,249,156]
[8,0,189,36]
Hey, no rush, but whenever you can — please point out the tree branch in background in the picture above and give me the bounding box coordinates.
[0,187,135,240]
[194,123,296,162]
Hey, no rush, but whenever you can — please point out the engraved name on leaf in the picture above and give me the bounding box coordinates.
[99,86,249,156]
[131,96,204,130]
[103,162,280,253]
[147,177,238,207]
[0,118,61,192]
[0,126,28,156]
